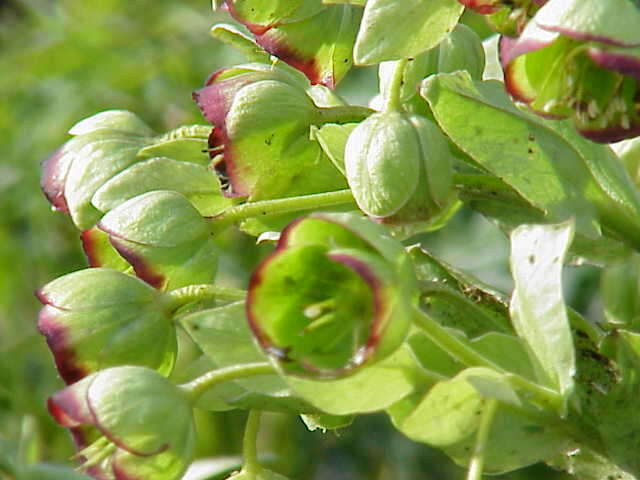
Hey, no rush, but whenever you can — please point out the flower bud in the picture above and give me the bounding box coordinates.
[193,63,346,203]
[40,110,153,230]
[48,366,195,480]
[97,191,218,290]
[501,0,640,142]
[247,212,416,378]
[345,111,455,225]
[36,268,176,384]
[220,1,359,87]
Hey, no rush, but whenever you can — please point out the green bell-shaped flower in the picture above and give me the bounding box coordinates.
[345,111,455,225]
[37,268,176,384]
[247,212,416,378]
[48,366,195,480]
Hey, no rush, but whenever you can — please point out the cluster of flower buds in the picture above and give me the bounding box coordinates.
[247,212,416,378]
[458,0,547,37]
[501,0,640,142]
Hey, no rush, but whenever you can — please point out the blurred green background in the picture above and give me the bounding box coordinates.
[0,1,592,478]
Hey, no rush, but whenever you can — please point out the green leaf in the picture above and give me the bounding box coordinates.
[353,0,463,65]
[284,344,422,414]
[408,246,511,336]
[300,412,353,431]
[510,221,575,401]
[180,302,318,413]
[547,448,636,480]
[601,254,640,329]
[92,157,229,215]
[442,407,569,474]
[20,464,93,480]
[389,366,568,474]
[421,72,640,250]
[310,123,357,176]
[387,368,492,446]
[209,23,272,63]
[137,126,211,165]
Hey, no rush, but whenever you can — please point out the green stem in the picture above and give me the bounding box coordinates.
[466,398,498,480]
[179,362,275,403]
[412,307,561,411]
[164,284,247,312]
[384,58,408,112]
[208,189,356,232]
[315,105,375,125]
[241,411,263,477]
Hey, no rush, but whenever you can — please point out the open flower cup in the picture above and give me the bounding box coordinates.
[501,0,640,142]
[246,212,417,378]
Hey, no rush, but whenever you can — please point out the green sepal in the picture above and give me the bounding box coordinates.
[37,269,177,384]
[252,5,361,88]
[97,191,217,290]
[309,122,357,176]
[68,109,154,137]
[300,412,354,431]
[353,0,464,65]
[137,125,211,165]
[92,156,230,216]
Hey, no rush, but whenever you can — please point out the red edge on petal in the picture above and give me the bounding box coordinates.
[246,252,288,361]
[85,385,170,459]
[223,0,275,36]
[192,84,250,198]
[38,305,89,384]
[327,253,385,367]
[503,63,535,104]
[81,228,104,267]
[254,33,323,86]
[587,48,640,81]
[41,147,70,213]
[578,123,640,144]
[499,34,550,67]
[101,235,165,289]
[458,0,500,15]
[48,386,93,427]
[540,26,640,48]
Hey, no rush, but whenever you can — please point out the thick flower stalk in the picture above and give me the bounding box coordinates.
[501,0,640,142]
[246,212,416,378]
[47,366,195,480]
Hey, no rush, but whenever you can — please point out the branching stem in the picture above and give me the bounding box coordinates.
[179,362,275,403]
[207,189,356,233]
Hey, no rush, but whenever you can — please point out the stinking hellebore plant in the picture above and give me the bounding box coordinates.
[36,1,640,480]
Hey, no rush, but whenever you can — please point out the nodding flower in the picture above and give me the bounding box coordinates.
[47,366,195,480]
[501,0,640,143]
[247,212,417,378]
